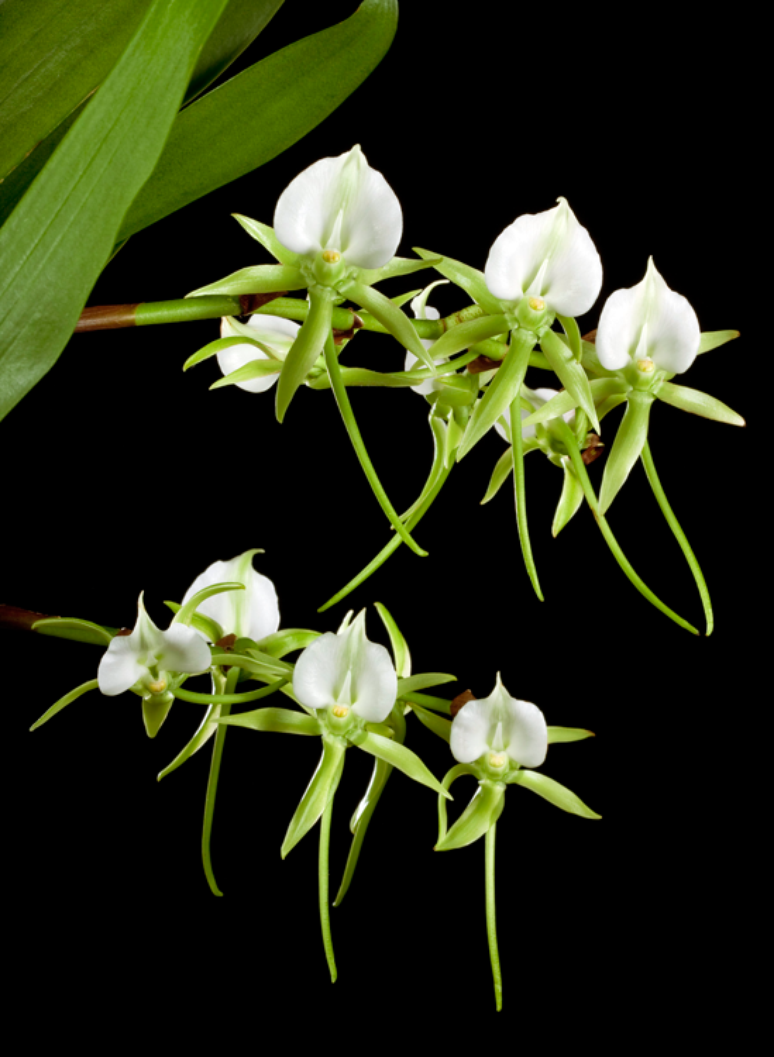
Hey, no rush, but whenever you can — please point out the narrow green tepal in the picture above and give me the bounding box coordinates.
[0,0,231,424]
[282,738,346,859]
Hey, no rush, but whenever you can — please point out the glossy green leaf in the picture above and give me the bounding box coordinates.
[32,617,114,646]
[29,678,99,732]
[0,0,231,424]
[355,732,450,798]
[552,459,585,538]
[374,603,411,678]
[599,393,654,515]
[118,0,398,240]
[458,330,533,460]
[540,329,601,433]
[435,782,505,851]
[397,673,457,695]
[410,704,452,743]
[697,329,740,354]
[546,726,595,744]
[218,705,320,735]
[656,382,745,426]
[509,769,601,819]
[172,581,244,627]
[281,738,346,858]
[413,248,503,315]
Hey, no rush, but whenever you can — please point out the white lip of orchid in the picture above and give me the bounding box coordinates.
[181,550,280,643]
[97,593,212,698]
[218,315,300,394]
[450,673,548,769]
[273,144,403,272]
[292,608,398,724]
[595,257,700,375]
[405,281,450,395]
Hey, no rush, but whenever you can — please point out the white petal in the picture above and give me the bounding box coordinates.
[347,616,397,723]
[500,697,547,769]
[450,676,547,767]
[450,697,493,763]
[485,198,602,316]
[274,145,402,269]
[218,315,299,394]
[157,624,212,675]
[292,632,344,711]
[98,637,146,696]
[596,258,700,374]
[181,551,280,642]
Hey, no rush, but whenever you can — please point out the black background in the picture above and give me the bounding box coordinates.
[4,0,759,1040]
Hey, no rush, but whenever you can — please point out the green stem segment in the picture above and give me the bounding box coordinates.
[202,666,240,897]
[323,330,427,558]
[555,420,699,635]
[485,823,503,1012]
[319,796,337,983]
[510,391,543,601]
[641,441,713,635]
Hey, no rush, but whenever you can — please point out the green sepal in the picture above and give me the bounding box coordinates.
[31,617,114,646]
[424,313,510,362]
[374,602,411,678]
[281,737,346,858]
[172,581,244,628]
[547,726,595,744]
[409,703,452,743]
[436,763,477,844]
[231,214,303,267]
[599,392,654,515]
[30,678,99,732]
[217,705,321,735]
[540,329,601,432]
[173,678,287,706]
[457,329,534,460]
[254,629,320,658]
[697,330,740,354]
[656,381,745,426]
[482,447,513,505]
[276,287,333,421]
[556,313,582,360]
[509,769,601,819]
[209,651,291,679]
[436,781,505,851]
[353,731,450,798]
[210,359,282,389]
[158,699,221,781]
[521,377,623,429]
[344,280,435,369]
[510,389,543,600]
[412,248,503,315]
[397,673,456,695]
[402,691,452,715]
[334,756,392,906]
[552,459,585,537]
[187,263,306,298]
[358,256,441,286]
[183,335,277,372]
[163,601,223,643]
[596,393,628,422]
[142,690,175,739]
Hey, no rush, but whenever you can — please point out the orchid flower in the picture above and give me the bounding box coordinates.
[433,675,599,1010]
[593,258,743,516]
[404,281,451,397]
[181,549,279,643]
[213,314,301,393]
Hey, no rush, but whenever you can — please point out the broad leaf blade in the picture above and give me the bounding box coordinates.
[117,0,398,240]
[0,0,231,424]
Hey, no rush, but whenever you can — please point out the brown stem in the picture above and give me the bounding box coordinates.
[75,304,140,331]
[0,604,54,633]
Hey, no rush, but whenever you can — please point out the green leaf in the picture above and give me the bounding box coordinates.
[281,738,346,858]
[344,280,435,369]
[218,705,320,735]
[656,382,745,427]
[188,264,305,298]
[457,330,533,460]
[31,617,114,646]
[551,460,585,538]
[509,769,601,819]
[374,603,411,679]
[30,679,99,732]
[599,393,654,515]
[546,726,595,744]
[481,447,514,505]
[412,248,503,315]
[0,0,232,424]
[697,330,740,354]
[410,704,452,743]
[231,215,302,267]
[355,732,450,798]
[397,673,457,695]
[172,581,244,627]
[435,782,505,851]
[117,0,398,240]
[540,329,601,433]
[276,288,333,421]
[254,629,320,658]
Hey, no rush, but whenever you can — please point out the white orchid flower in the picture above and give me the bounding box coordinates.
[218,315,300,393]
[98,594,211,697]
[596,257,700,377]
[274,144,402,271]
[293,609,397,724]
[450,675,547,772]
[485,197,602,318]
[404,280,451,395]
[495,386,575,444]
[182,550,280,643]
